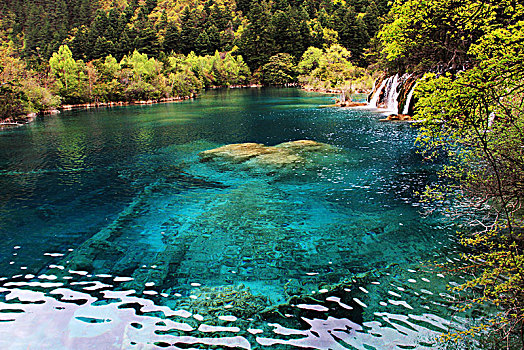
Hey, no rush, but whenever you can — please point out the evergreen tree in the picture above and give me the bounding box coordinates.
[195,31,212,56]
[261,52,297,85]
[76,0,94,27]
[69,25,91,61]
[206,25,221,54]
[239,1,276,70]
[180,8,203,54]
[164,23,181,54]
[236,0,254,15]
[133,21,162,57]
[333,6,369,66]
[363,1,380,36]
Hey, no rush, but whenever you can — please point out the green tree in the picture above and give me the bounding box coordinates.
[1,42,59,119]
[297,46,324,74]
[333,6,369,66]
[120,50,166,100]
[164,23,181,53]
[406,15,524,350]
[298,44,372,91]
[92,55,123,102]
[167,53,203,97]
[271,6,312,60]
[261,53,297,85]
[379,0,524,72]
[239,1,276,70]
[49,45,86,104]
[180,7,204,54]
[363,0,380,36]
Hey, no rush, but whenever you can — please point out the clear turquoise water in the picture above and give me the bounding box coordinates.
[0,89,478,349]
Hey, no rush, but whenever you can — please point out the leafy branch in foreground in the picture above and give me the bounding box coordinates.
[414,22,524,349]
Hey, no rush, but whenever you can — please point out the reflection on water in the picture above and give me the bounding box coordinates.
[0,260,474,349]
[0,89,486,349]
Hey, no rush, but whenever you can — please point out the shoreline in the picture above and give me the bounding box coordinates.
[1,85,376,128]
[301,86,372,95]
[1,84,268,127]
[0,95,196,128]
[61,95,195,111]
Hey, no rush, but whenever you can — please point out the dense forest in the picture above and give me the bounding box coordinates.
[0,0,388,120]
[1,0,388,66]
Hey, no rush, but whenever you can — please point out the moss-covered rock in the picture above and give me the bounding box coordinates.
[199,140,334,170]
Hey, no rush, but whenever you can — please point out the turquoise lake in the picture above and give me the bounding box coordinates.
[0,88,478,349]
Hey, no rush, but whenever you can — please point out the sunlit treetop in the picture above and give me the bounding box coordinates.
[379,0,524,72]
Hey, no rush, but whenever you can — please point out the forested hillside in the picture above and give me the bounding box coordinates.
[0,0,388,120]
[1,0,388,68]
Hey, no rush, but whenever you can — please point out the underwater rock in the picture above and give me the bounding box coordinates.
[177,284,270,320]
[199,140,334,169]
[275,139,332,153]
[199,143,278,163]
[245,152,303,168]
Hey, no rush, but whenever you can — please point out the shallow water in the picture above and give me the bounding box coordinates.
[0,88,479,349]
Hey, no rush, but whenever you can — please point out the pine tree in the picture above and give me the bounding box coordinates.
[236,0,254,15]
[333,6,369,66]
[69,25,91,61]
[239,1,276,70]
[77,0,93,27]
[134,22,162,57]
[363,1,380,37]
[195,31,211,56]
[164,23,181,54]
[180,8,204,54]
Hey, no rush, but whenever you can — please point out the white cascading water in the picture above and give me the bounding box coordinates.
[488,112,496,128]
[368,79,388,108]
[369,73,413,114]
[382,74,400,112]
[402,84,416,115]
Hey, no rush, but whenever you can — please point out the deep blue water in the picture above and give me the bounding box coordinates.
[0,89,477,349]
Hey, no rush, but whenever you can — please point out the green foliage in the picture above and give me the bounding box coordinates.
[167,54,203,97]
[178,50,251,88]
[414,21,524,348]
[376,5,524,344]
[298,44,372,91]
[238,1,276,70]
[310,21,340,49]
[379,0,524,72]
[34,45,251,106]
[49,45,87,104]
[0,82,29,120]
[1,0,391,115]
[332,6,369,65]
[261,53,297,85]
[2,0,390,72]
[0,41,59,119]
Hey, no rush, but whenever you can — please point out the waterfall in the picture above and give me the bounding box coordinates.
[368,73,414,114]
[402,84,416,115]
[382,74,400,112]
[369,79,387,108]
[488,112,496,128]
